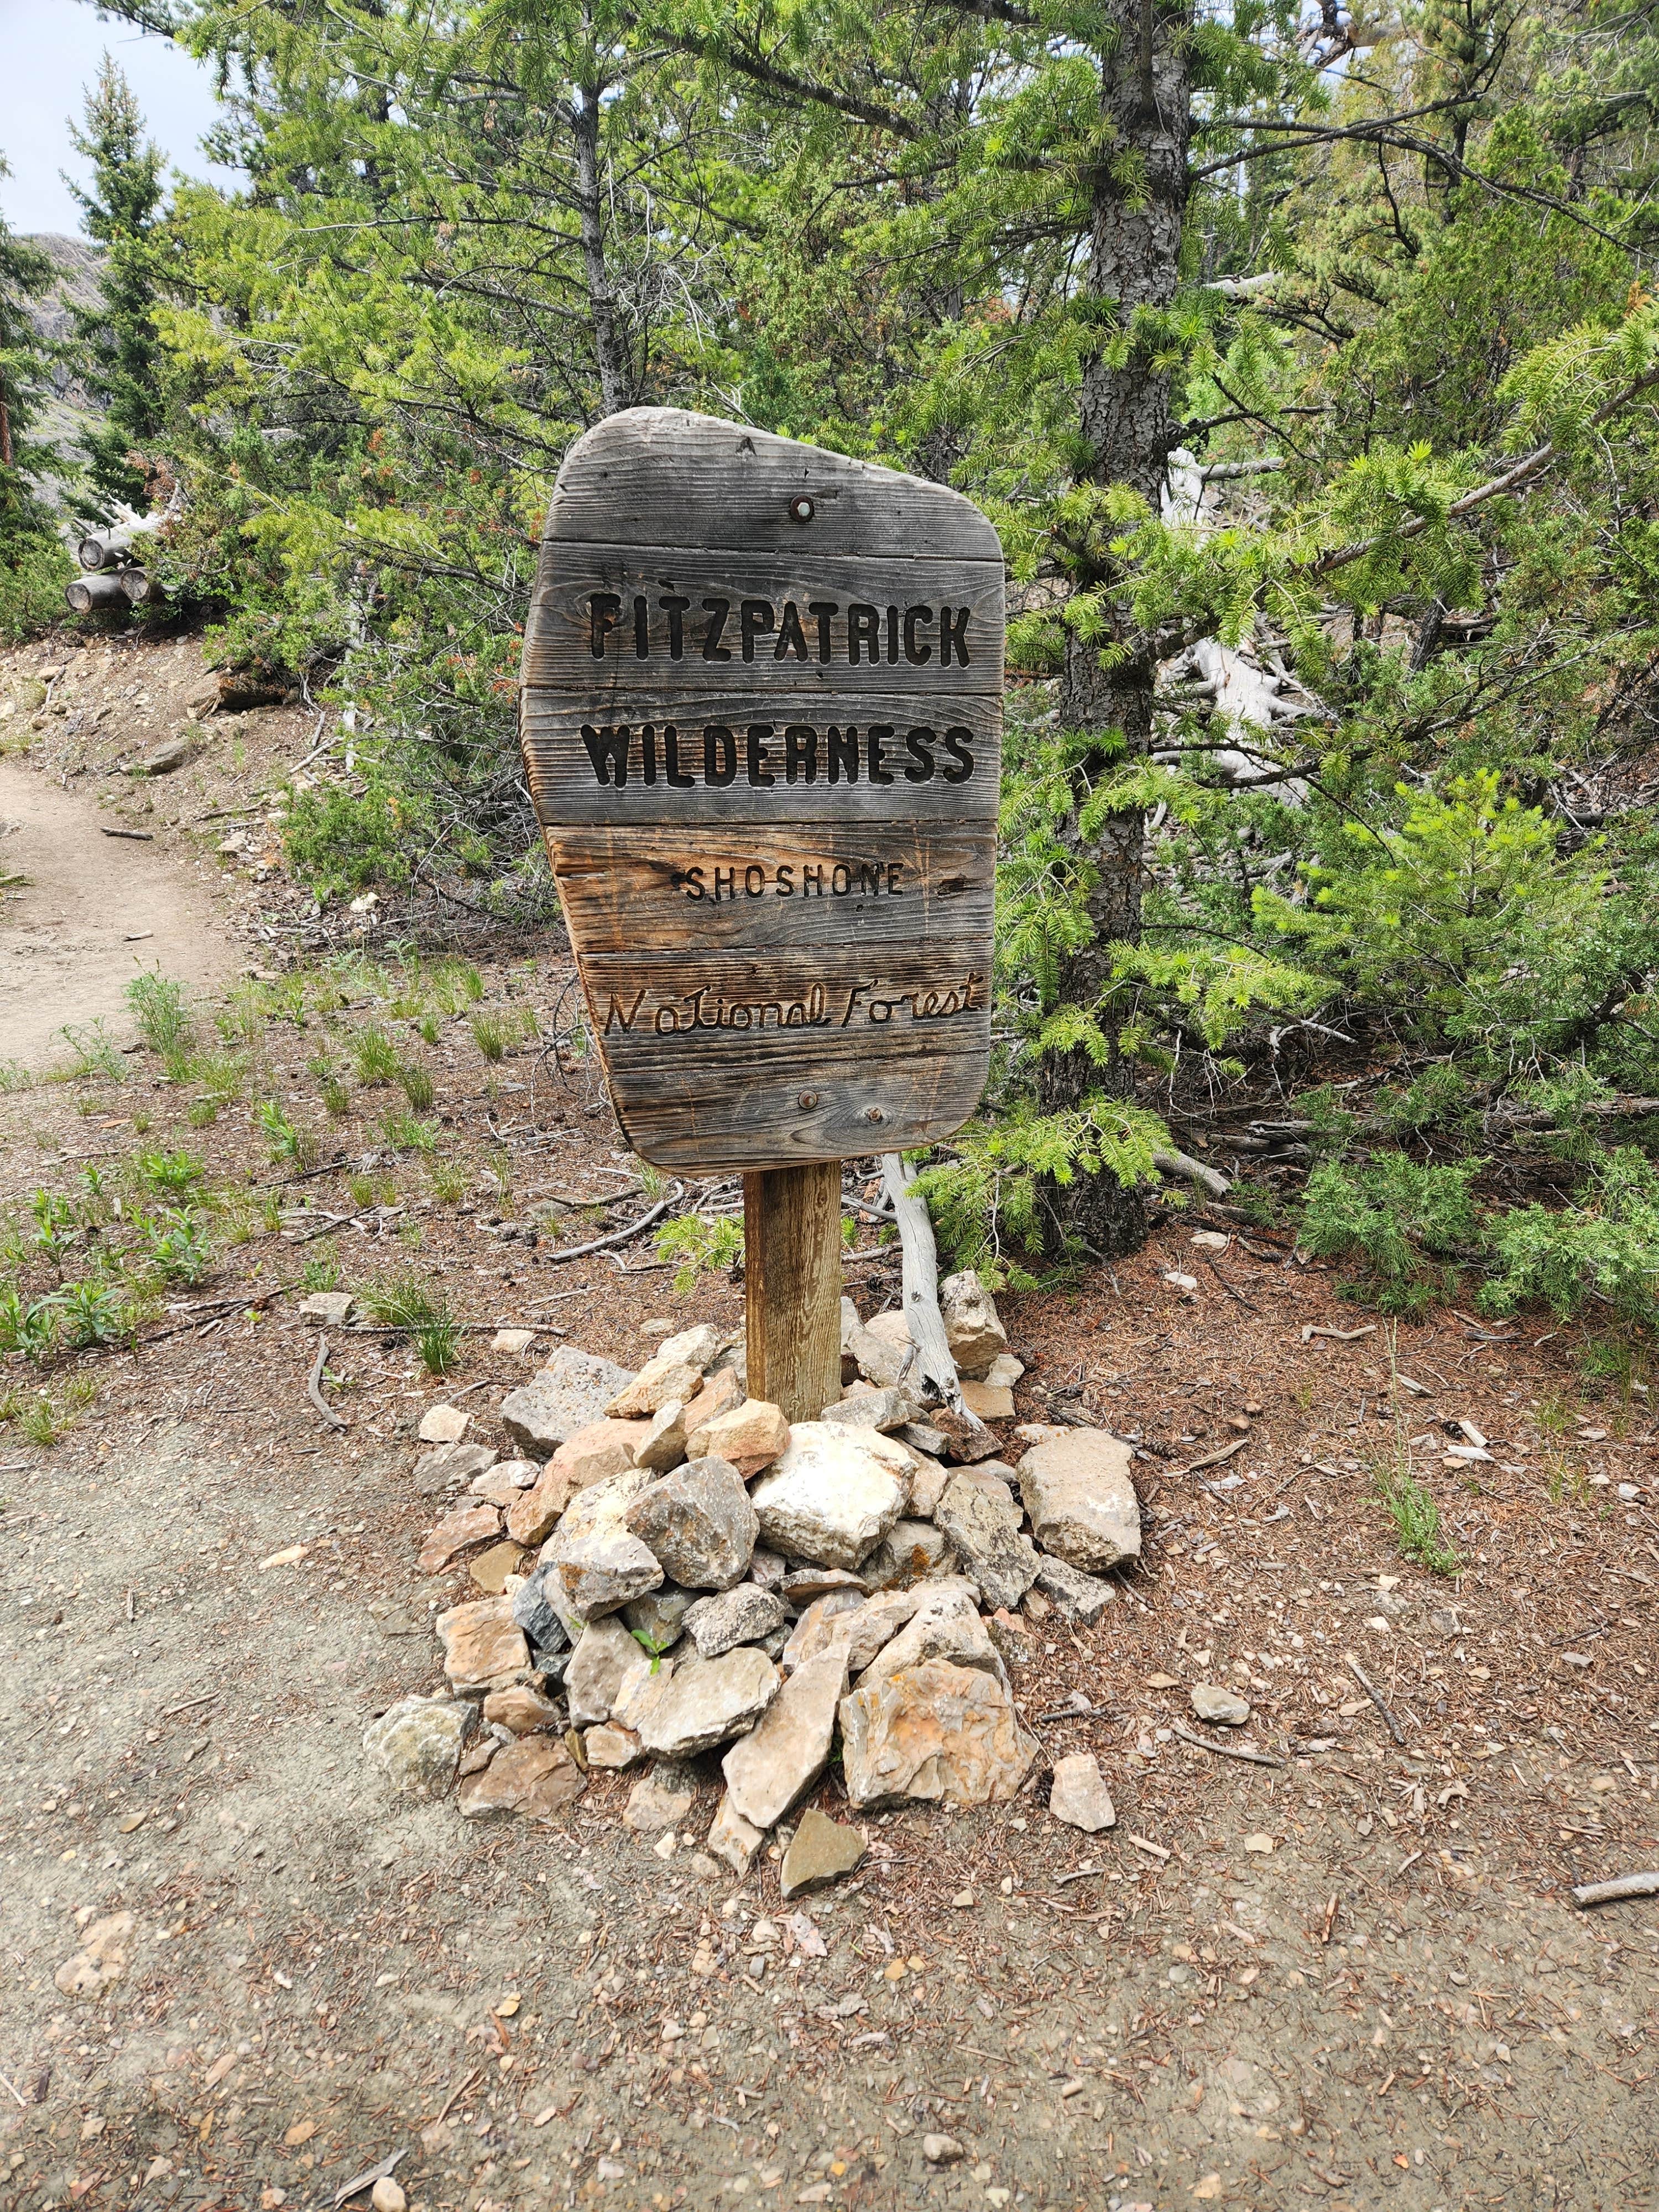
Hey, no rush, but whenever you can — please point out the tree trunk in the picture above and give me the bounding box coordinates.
[572,84,630,420]
[1036,0,1193,1258]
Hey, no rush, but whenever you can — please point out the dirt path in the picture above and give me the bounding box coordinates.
[0,758,239,1072]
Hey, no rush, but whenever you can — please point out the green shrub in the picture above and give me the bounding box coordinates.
[654,1212,744,1292]
[126,973,194,1061]
[1300,1154,1481,1314]
[283,770,421,896]
[1482,1148,1659,1331]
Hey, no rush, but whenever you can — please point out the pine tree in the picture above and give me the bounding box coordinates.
[67,56,166,512]
[0,155,69,638]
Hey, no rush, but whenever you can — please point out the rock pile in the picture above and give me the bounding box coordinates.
[366,1280,1144,1869]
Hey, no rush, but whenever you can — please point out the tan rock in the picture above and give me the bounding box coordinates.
[623,1761,696,1835]
[544,1465,663,1618]
[722,1648,848,1830]
[861,1520,956,1591]
[901,1451,951,1519]
[483,1683,564,1734]
[468,1540,527,1593]
[437,1595,529,1691]
[505,1461,572,1547]
[418,1402,469,1444]
[607,1351,705,1420]
[707,1790,765,1875]
[54,1912,133,1997]
[779,1808,866,1898]
[940,1271,1008,1377]
[566,1617,655,1728]
[418,1501,501,1573]
[551,1418,654,1493]
[839,1660,1036,1808]
[627,1646,780,1757]
[959,1378,1015,1421]
[584,1723,644,1769]
[456,1735,585,1819]
[686,1397,791,1477]
[1049,1752,1117,1833]
[680,1365,742,1437]
[492,1327,536,1353]
[779,1589,867,1674]
[1016,1430,1141,1571]
[633,1397,691,1473]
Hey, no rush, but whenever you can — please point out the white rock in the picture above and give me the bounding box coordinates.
[750,1423,907,1569]
[362,1697,472,1796]
[566,1616,655,1728]
[418,1402,468,1444]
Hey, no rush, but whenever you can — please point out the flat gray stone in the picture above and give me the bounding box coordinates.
[412,1441,497,1498]
[722,1650,847,1830]
[780,1567,865,1603]
[1191,1682,1251,1726]
[627,1646,781,1759]
[544,1466,661,1619]
[1032,1556,1116,1625]
[622,1584,695,1653]
[684,1584,788,1658]
[565,1617,654,1729]
[860,1584,1007,1689]
[299,1291,354,1327]
[819,1388,916,1435]
[933,1472,1037,1611]
[624,1455,758,1591]
[500,1344,638,1455]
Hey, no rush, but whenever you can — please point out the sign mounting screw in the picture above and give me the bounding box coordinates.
[787,494,815,524]
[798,1091,818,1109]
[864,1106,885,1124]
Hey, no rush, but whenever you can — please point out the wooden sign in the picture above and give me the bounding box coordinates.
[519,408,1003,1176]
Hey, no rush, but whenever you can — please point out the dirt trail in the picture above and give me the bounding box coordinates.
[0,758,239,1071]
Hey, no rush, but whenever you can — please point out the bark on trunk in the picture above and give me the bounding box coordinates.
[1036,0,1192,1259]
[572,85,629,420]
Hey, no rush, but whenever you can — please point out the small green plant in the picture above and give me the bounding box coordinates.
[1481,1149,1659,1332]
[471,1012,508,1063]
[131,1110,152,1134]
[397,1061,435,1110]
[1372,1457,1463,1575]
[0,1062,34,1094]
[19,1394,67,1448]
[629,1627,672,1674]
[360,1272,459,1373]
[0,1286,59,1363]
[302,1243,342,1293]
[322,1076,352,1118]
[381,1109,437,1156]
[415,1013,441,1045]
[255,1098,316,1168]
[134,1146,206,1197]
[29,1190,79,1273]
[53,1280,129,1349]
[485,1151,513,1204]
[352,1027,400,1086]
[126,973,194,1061]
[655,1212,744,1293]
[216,983,269,1046]
[141,1208,215,1287]
[429,1160,467,1204]
[187,1096,219,1129]
[58,1021,126,1083]
[221,1192,257,1244]
[261,1189,284,1233]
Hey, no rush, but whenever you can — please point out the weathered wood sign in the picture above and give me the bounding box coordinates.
[519,407,1003,1176]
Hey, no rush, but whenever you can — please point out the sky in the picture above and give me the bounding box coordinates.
[0,0,239,237]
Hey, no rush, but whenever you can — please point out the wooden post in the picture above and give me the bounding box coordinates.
[744,1160,843,1424]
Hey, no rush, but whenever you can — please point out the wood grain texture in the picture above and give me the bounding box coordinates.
[520,689,1001,826]
[545,824,994,953]
[744,1161,843,1422]
[545,408,1004,562]
[520,407,1001,1167]
[522,545,1003,696]
[611,1050,988,1171]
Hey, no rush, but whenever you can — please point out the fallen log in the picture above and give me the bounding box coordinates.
[878,1152,999,1460]
[118,569,167,605]
[65,573,129,613]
